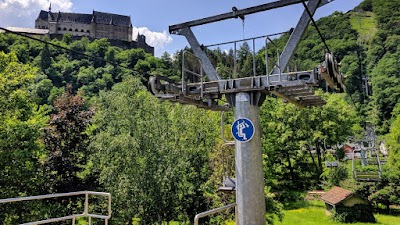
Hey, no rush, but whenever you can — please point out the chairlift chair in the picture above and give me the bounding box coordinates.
[352,146,382,182]
[218,111,236,192]
[217,142,236,192]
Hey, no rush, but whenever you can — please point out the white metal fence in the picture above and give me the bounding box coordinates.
[0,191,111,225]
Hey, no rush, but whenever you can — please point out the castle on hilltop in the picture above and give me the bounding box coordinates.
[32,5,154,55]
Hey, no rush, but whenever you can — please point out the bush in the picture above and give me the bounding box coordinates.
[333,204,376,223]
[359,0,373,12]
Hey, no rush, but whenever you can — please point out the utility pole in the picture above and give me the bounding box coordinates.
[149,0,343,224]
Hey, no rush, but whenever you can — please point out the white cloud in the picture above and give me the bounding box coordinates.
[0,0,72,27]
[132,26,173,57]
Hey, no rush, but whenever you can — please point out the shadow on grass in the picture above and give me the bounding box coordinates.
[375,208,400,216]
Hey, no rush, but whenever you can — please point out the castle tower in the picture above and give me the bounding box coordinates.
[47,2,57,33]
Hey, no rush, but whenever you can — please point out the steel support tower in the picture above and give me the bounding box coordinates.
[149,0,343,224]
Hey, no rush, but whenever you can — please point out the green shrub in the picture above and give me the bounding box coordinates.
[333,204,376,223]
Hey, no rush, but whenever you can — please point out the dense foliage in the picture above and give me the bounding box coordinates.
[1,0,400,224]
[89,77,220,223]
[364,0,400,133]
[333,204,376,223]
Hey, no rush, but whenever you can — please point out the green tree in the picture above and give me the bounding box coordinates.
[370,52,400,132]
[89,76,220,224]
[369,184,400,213]
[0,52,48,224]
[39,44,52,71]
[386,104,400,172]
[261,93,358,193]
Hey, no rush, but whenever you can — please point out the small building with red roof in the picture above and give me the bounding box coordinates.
[321,186,368,215]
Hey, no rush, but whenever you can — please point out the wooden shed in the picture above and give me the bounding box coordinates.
[320,186,369,215]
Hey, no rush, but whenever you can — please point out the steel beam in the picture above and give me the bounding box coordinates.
[170,0,332,33]
[179,27,221,81]
[272,0,322,74]
[171,0,307,32]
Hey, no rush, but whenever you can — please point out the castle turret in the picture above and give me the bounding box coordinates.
[47,4,57,33]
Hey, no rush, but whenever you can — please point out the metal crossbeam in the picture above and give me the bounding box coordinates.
[170,0,332,32]
[150,70,325,110]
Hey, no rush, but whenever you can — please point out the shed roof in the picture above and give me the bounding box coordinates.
[321,186,353,205]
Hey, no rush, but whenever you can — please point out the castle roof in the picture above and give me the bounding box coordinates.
[93,11,132,27]
[55,12,93,24]
[37,10,47,20]
[36,10,132,27]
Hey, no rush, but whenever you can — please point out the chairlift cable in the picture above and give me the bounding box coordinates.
[299,0,331,53]
[298,2,361,111]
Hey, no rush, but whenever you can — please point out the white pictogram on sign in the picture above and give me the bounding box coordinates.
[231,118,255,142]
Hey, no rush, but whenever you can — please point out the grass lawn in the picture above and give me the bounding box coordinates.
[274,201,400,225]
[224,201,400,225]
[349,11,377,44]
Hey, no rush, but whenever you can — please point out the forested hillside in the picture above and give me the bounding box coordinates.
[1,0,400,224]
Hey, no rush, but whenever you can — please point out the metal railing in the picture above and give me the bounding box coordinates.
[194,203,236,225]
[0,191,112,225]
[205,30,298,82]
[182,50,204,98]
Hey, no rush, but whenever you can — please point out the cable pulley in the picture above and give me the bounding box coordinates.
[319,52,345,92]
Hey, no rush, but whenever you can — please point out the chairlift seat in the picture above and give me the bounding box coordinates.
[325,161,339,167]
[218,177,236,192]
[355,172,381,182]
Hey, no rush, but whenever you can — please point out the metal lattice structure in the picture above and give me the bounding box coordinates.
[150,0,344,111]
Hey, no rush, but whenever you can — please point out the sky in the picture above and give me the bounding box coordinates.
[0,0,363,57]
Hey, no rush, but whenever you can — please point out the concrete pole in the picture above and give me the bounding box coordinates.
[234,92,266,225]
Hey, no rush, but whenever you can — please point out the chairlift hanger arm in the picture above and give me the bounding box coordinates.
[169,0,332,33]
[179,27,221,81]
[272,0,333,74]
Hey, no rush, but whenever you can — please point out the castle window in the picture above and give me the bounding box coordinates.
[63,28,67,31]
[58,27,61,30]
[75,29,78,32]
[81,29,84,32]
[69,28,72,31]
[87,30,90,33]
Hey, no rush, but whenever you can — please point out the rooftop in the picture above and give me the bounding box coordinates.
[36,10,132,27]
[321,186,353,205]
[6,27,49,35]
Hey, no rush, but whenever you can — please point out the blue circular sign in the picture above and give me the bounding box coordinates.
[231,118,255,142]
